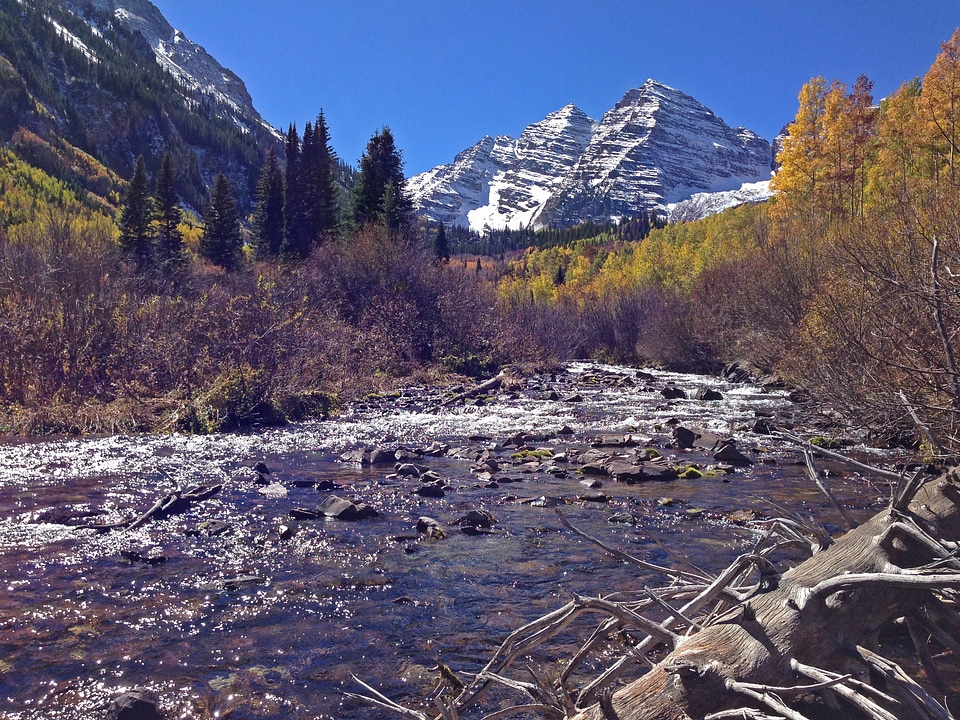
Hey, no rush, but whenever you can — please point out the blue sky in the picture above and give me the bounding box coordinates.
[151,0,959,177]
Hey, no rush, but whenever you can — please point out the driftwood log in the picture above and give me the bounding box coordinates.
[351,450,960,720]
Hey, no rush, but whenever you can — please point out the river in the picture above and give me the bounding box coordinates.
[0,362,893,719]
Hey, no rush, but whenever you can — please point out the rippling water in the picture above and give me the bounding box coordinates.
[0,363,892,719]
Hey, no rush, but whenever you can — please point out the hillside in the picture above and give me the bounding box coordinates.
[0,0,280,212]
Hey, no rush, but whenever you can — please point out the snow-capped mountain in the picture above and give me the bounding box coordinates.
[84,0,280,139]
[409,80,774,231]
[407,105,597,230]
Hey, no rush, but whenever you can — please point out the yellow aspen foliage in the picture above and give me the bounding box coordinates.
[771,76,828,220]
[920,29,960,186]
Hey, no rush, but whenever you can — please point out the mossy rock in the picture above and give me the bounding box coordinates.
[678,466,703,479]
[510,449,555,460]
[810,436,844,450]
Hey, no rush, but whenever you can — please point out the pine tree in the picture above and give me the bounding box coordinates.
[252,146,284,259]
[434,220,450,262]
[311,111,339,243]
[282,123,306,257]
[118,155,153,268]
[299,120,317,247]
[200,172,242,270]
[351,127,413,230]
[154,151,184,268]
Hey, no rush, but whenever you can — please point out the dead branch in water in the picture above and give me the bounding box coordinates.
[350,441,960,720]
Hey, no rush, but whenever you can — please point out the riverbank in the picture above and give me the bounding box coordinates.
[0,361,902,719]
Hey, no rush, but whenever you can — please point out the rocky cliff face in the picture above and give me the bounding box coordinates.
[409,80,774,231]
[0,0,280,212]
[85,0,279,139]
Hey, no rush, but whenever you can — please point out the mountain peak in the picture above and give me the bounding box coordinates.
[410,83,773,231]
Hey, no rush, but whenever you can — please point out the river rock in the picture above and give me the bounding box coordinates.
[591,434,639,448]
[395,463,422,478]
[452,509,497,529]
[104,687,163,720]
[317,495,380,521]
[661,386,686,400]
[414,483,445,498]
[640,463,680,481]
[605,460,646,483]
[696,388,724,401]
[672,426,698,449]
[578,490,609,502]
[713,443,753,466]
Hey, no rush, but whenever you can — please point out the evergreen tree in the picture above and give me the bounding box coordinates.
[351,127,413,230]
[434,220,450,262]
[200,173,242,270]
[311,111,340,243]
[299,120,317,247]
[252,146,284,259]
[154,151,184,268]
[282,123,306,257]
[118,155,153,268]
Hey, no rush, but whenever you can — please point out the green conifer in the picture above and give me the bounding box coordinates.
[154,151,184,268]
[252,146,284,259]
[434,220,450,262]
[200,173,242,270]
[351,127,413,230]
[118,155,153,269]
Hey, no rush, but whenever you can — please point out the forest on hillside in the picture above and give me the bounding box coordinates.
[3,29,960,453]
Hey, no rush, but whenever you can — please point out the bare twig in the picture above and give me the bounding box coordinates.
[557,510,710,583]
[804,448,857,530]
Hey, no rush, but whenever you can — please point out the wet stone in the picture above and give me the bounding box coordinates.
[316,495,380,521]
[578,491,609,503]
[414,483,445,498]
[104,688,162,720]
[452,509,497,529]
[696,388,724,401]
[608,512,637,525]
[714,443,753,466]
[395,463,422,478]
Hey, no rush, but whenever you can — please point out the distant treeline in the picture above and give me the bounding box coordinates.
[444,212,665,256]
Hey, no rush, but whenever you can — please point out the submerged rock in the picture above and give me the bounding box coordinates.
[317,495,380,521]
[104,688,163,720]
[452,509,497,529]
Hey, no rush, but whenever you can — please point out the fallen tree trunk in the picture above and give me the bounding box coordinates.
[352,462,960,720]
[572,471,960,720]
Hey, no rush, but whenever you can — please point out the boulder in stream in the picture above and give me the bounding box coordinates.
[316,495,380,521]
[104,688,163,720]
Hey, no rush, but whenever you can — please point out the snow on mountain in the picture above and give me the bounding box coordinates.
[664,180,773,223]
[84,0,281,140]
[406,134,518,229]
[409,80,774,232]
[407,105,597,233]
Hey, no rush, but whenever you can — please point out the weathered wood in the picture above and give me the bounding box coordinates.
[566,473,960,720]
[352,458,960,720]
[440,371,506,407]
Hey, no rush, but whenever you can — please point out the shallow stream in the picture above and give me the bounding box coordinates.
[0,362,895,719]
